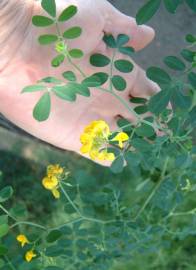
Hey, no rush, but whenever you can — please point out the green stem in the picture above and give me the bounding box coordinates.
[4,256,16,270]
[175,140,188,153]
[133,157,169,221]
[0,204,17,221]
[60,183,82,216]
[167,208,196,218]
[55,22,61,37]
[67,56,86,78]
[111,91,140,119]
[108,90,164,131]
[113,191,120,217]
[109,50,116,91]
[52,217,84,230]
[115,123,133,132]
[10,221,46,231]
[84,216,110,224]
[55,21,86,79]
[57,184,118,224]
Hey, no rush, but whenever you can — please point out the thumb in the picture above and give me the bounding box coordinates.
[104,1,155,51]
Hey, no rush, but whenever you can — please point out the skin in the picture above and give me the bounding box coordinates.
[0,0,159,158]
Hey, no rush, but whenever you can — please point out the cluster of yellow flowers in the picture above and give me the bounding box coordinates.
[80,120,129,161]
[16,235,36,262]
[42,164,64,199]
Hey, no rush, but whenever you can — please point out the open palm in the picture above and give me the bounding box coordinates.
[0,0,158,156]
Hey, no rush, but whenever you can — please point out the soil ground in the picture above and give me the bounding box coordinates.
[109,0,196,68]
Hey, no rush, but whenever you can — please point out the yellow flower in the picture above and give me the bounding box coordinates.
[25,250,36,262]
[52,188,60,199]
[16,234,29,247]
[47,164,63,177]
[42,164,64,199]
[91,150,115,161]
[42,176,58,190]
[80,120,114,161]
[111,132,129,148]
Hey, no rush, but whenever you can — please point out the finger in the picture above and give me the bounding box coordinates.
[104,2,155,51]
[130,68,160,98]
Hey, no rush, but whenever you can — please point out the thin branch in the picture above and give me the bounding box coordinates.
[0,204,17,221]
[133,157,169,221]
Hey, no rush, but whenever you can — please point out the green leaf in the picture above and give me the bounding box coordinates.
[110,156,124,174]
[119,46,134,57]
[0,186,13,203]
[69,49,83,58]
[51,54,65,67]
[46,230,62,243]
[111,75,127,91]
[38,34,58,45]
[148,89,171,114]
[45,245,65,257]
[163,0,181,13]
[90,54,110,67]
[76,239,89,249]
[131,138,151,152]
[64,203,76,214]
[82,73,108,87]
[136,0,161,25]
[39,77,62,84]
[22,85,47,93]
[72,83,90,97]
[0,224,9,238]
[60,226,72,235]
[185,0,196,12]
[181,49,195,62]
[135,123,155,137]
[0,259,5,268]
[134,105,148,114]
[175,154,192,169]
[130,97,147,104]
[10,204,28,219]
[41,0,56,17]
[103,35,117,48]
[0,216,8,224]
[125,152,141,167]
[52,84,76,101]
[171,87,191,109]
[116,34,130,47]
[58,5,77,22]
[63,26,82,39]
[164,56,186,71]
[82,76,100,87]
[117,118,132,132]
[168,117,180,133]
[32,15,54,27]
[91,72,109,85]
[146,67,172,87]
[114,59,134,73]
[33,92,51,121]
[188,72,196,88]
[0,245,8,256]
[186,34,196,43]
[62,71,76,81]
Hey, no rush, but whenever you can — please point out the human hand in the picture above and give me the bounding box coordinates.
[0,0,159,156]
